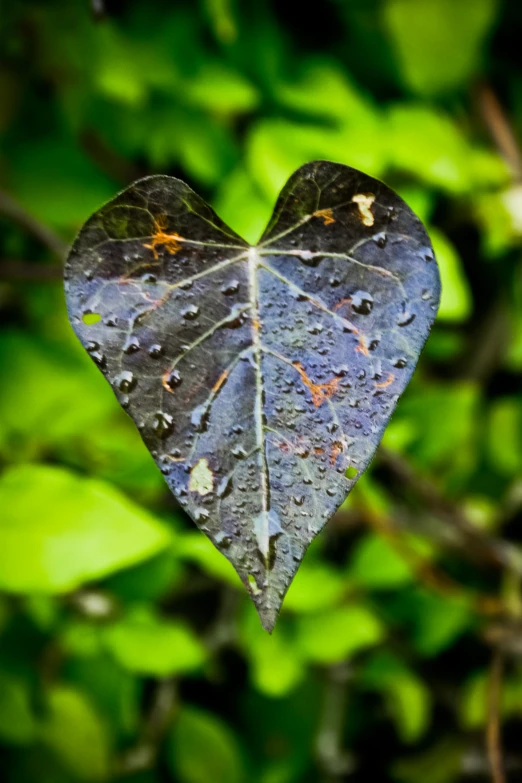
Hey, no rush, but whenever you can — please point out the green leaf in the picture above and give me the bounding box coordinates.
[349,534,415,590]
[65,161,439,631]
[460,669,522,728]
[102,606,206,676]
[39,687,111,781]
[487,398,522,476]
[60,621,103,659]
[0,331,116,458]
[7,136,116,230]
[387,105,473,193]
[184,62,260,114]
[0,671,36,745]
[247,119,387,202]
[394,590,474,657]
[240,608,305,697]
[274,59,377,122]
[64,655,141,741]
[167,706,245,783]
[103,550,183,602]
[362,652,431,743]
[213,167,273,244]
[296,604,384,664]
[430,229,472,322]
[283,562,345,613]
[383,0,499,95]
[0,465,171,593]
[95,25,149,106]
[177,532,243,588]
[396,383,479,473]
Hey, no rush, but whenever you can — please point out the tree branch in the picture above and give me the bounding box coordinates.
[487,650,505,783]
[0,260,63,281]
[477,82,522,181]
[115,679,179,775]
[316,663,355,782]
[377,447,522,578]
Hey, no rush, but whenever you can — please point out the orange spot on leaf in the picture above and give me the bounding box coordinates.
[293,362,341,408]
[162,370,174,393]
[313,208,335,225]
[151,290,171,310]
[212,369,229,393]
[333,297,352,312]
[314,447,325,455]
[355,335,370,357]
[375,372,395,389]
[330,441,343,466]
[144,215,184,259]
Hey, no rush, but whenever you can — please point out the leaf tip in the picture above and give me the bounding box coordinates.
[258,605,279,634]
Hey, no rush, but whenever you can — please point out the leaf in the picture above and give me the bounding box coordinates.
[349,534,415,590]
[0,671,36,745]
[167,706,245,783]
[101,606,206,676]
[0,464,171,593]
[65,161,440,630]
[240,607,305,697]
[296,604,384,664]
[39,687,111,781]
[362,651,431,743]
[283,562,345,613]
[382,0,498,95]
[387,105,473,193]
[430,229,472,322]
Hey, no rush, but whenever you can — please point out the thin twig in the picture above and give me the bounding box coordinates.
[360,496,506,617]
[378,447,522,577]
[316,663,354,782]
[486,650,505,783]
[0,189,67,258]
[0,261,63,281]
[115,679,179,775]
[478,82,522,181]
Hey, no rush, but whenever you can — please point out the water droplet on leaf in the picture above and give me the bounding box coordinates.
[152,412,174,438]
[351,291,374,315]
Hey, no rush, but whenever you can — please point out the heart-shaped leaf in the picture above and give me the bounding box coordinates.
[65,161,440,631]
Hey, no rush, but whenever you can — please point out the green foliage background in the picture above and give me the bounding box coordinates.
[1,0,522,781]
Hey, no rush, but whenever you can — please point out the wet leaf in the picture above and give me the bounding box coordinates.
[65,161,440,631]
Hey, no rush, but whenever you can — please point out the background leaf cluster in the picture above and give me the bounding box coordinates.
[1,0,522,781]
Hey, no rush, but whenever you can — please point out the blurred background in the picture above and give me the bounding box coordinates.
[1,0,522,781]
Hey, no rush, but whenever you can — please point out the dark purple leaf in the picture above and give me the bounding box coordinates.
[65,161,440,631]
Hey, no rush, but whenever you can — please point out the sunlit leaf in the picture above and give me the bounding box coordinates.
[65,161,439,630]
[387,105,473,193]
[0,465,171,593]
[184,62,260,114]
[101,606,206,675]
[296,604,384,664]
[430,229,472,322]
[349,534,415,589]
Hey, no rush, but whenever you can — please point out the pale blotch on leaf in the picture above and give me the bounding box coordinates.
[189,458,214,496]
[254,510,283,562]
[352,193,375,226]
